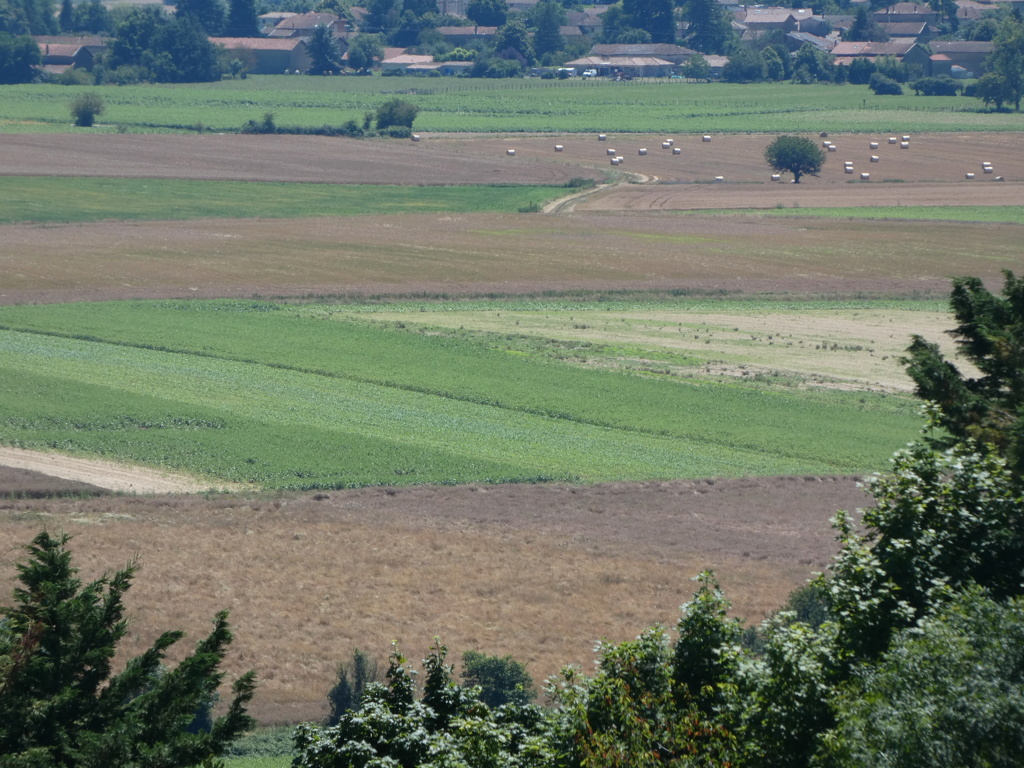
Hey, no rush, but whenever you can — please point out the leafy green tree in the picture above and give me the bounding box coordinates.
[345,32,383,71]
[975,70,1014,109]
[462,651,536,708]
[108,7,221,82]
[326,648,380,726]
[492,17,533,64]
[623,0,674,44]
[304,23,341,73]
[846,57,875,84]
[531,0,565,61]
[722,47,766,82]
[762,46,785,81]
[295,641,551,768]
[817,589,1024,768]
[681,52,711,79]
[175,0,225,35]
[362,0,400,37]
[466,0,507,27]
[69,91,104,126]
[223,0,259,36]
[0,0,57,35]
[985,15,1024,110]
[763,135,826,183]
[0,31,38,83]
[58,0,71,30]
[681,0,736,55]
[0,531,256,768]
[904,272,1024,477]
[845,6,888,41]
[793,42,833,82]
[70,0,112,34]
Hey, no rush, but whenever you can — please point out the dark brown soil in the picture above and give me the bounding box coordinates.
[0,465,106,498]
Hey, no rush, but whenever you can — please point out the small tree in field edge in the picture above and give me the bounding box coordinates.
[764,134,826,183]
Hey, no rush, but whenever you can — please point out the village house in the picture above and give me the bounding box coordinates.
[211,37,313,74]
[266,12,346,38]
[588,43,697,65]
[928,40,994,76]
[872,2,938,25]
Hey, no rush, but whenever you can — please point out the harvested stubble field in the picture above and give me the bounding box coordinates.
[1,127,1022,725]
[0,471,871,724]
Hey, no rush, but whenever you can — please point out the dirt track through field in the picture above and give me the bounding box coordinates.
[0,447,242,493]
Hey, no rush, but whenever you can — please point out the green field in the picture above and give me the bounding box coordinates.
[0,177,569,224]
[0,299,923,489]
[2,78,1020,134]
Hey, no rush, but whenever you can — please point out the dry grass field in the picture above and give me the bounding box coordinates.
[1,129,1021,725]
[0,472,871,724]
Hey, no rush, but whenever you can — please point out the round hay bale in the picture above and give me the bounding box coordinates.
[870,155,880,162]
[554,144,563,152]
[966,172,975,179]
[860,172,870,180]
[900,142,909,149]
[822,140,832,147]
[638,148,648,155]
[902,135,910,140]
[995,176,1005,181]
[984,166,994,173]
[702,135,712,142]
[889,137,898,144]
[869,142,878,149]
[662,141,671,149]
[771,173,781,181]
[672,147,681,155]
[507,149,516,156]
[411,134,421,142]
[714,175,724,182]
[827,145,838,152]
[607,148,616,156]
[845,166,854,173]
[598,134,607,141]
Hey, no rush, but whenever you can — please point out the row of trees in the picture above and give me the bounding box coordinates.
[289,271,1024,766]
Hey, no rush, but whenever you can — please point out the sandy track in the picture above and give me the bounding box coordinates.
[0,447,242,494]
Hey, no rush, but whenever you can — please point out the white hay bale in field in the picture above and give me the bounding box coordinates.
[610,157,620,165]
[714,175,724,182]
[870,155,880,162]
[982,161,992,168]
[902,135,910,140]
[638,148,648,155]
[966,172,975,179]
[411,134,420,142]
[507,149,516,156]
[900,141,909,149]
[666,139,674,146]
[662,141,671,149]
[702,135,711,142]
[822,140,832,147]
[607,148,616,155]
[995,176,1005,181]
[889,137,898,144]
[771,173,781,181]
[844,160,854,166]
[554,144,563,152]
[845,166,854,173]
[870,142,878,149]
[598,134,607,141]
[672,147,681,155]
[860,172,870,180]
[984,166,994,173]
[827,145,838,152]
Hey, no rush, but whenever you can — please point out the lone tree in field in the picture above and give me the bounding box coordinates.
[69,92,104,127]
[0,531,256,767]
[764,134,826,183]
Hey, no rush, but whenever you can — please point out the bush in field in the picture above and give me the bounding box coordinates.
[910,75,959,96]
[869,72,903,95]
[69,91,105,126]
[375,97,419,131]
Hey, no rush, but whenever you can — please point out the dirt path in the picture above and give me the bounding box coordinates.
[0,447,243,494]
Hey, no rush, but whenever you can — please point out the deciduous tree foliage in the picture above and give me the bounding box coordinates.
[0,531,256,768]
[763,135,826,183]
[0,31,38,83]
[304,23,342,73]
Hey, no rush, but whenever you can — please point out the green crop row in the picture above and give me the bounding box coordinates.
[0,299,922,489]
[1,79,1018,135]
[0,177,568,224]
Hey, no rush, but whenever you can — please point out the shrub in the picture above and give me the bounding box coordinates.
[869,72,903,95]
[375,97,419,130]
[69,91,105,126]
[910,75,959,96]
